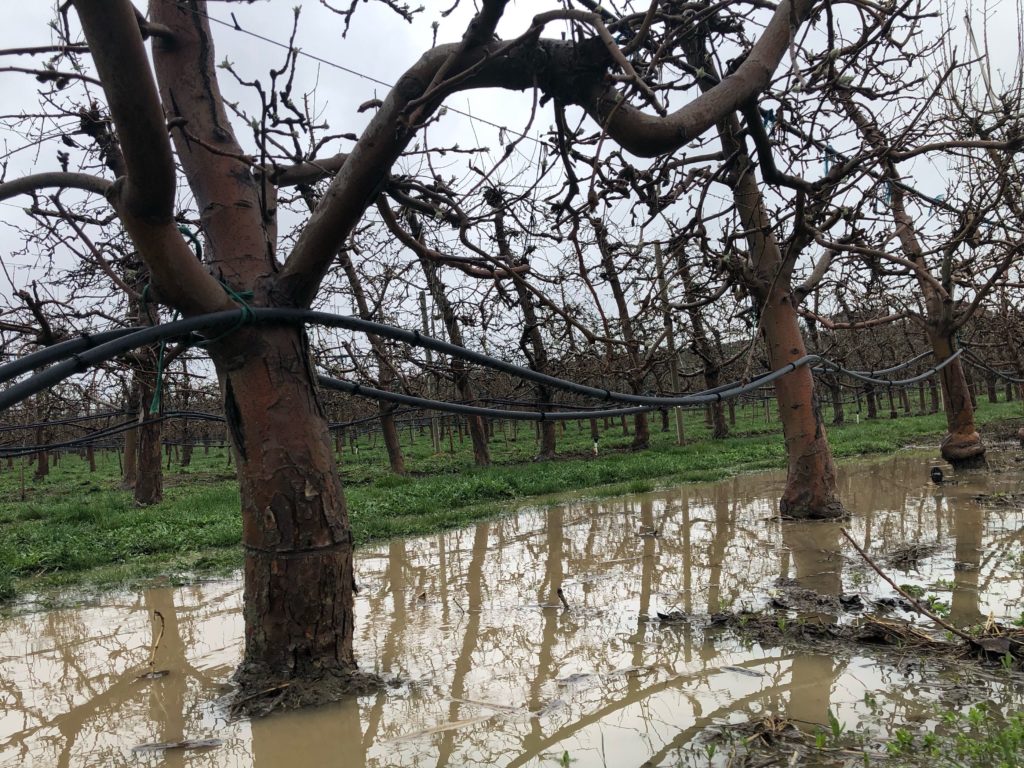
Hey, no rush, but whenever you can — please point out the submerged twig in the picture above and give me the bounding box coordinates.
[147,610,165,669]
[556,587,571,611]
[135,610,169,680]
[840,528,975,643]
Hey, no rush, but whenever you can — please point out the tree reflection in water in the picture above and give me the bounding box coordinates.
[1,454,1022,767]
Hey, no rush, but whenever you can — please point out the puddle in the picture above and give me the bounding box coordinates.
[2,451,1024,766]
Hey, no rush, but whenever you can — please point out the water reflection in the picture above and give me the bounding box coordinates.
[1,453,1022,767]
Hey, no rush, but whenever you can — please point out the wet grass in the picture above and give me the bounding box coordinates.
[1,397,1022,604]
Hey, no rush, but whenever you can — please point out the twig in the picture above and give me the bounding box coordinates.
[147,610,166,671]
[556,586,571,611]
[839,528,975,643]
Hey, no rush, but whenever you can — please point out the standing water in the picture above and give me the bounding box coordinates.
[1,452,1023,766]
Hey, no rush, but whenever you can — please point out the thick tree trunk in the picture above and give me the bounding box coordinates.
[135,415,163,505]
[682,30,840,519]
[632,411,650,450]
[215,327,368,702]
[379,408,407,475]
[760,289,844,518]
[930,332,985,467]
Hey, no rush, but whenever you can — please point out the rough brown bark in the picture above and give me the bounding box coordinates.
[759,285,843,518]
[214,327,363,694]
[133,355,163,505]
[865,383,878,420]
[930,332,985,467]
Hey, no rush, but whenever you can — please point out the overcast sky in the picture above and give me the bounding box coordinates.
[1,1,1021,333]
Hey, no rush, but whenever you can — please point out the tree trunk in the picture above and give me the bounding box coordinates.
[828,376,844,426]
[132,349,163,505]
[760,288,844,518]
[491,197,556,461]
[930,332,985,467]
[135,416,163,504]
[632,412,649,450]
[215,327,364,698]
[865,383,878,419]
[338,251,406,476]
[418,255,490,467]
[683,24,842,519]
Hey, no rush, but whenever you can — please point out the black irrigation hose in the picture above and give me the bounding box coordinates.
[0,409,129,432]
[837,350,934,377]
[0,327,136,385]
[317,375,658,421]
[0,417,155,458]
[961,348,1024,384]
[0,307,967,415]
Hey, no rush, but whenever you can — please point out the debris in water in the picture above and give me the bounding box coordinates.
[556,586,571,611]
[656,611,688,623]
[386,715,493,743]
[132,738,223,753]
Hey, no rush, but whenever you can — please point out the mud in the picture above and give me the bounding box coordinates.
[2,450,1023,766]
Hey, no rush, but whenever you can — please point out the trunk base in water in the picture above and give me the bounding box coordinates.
[779,494,847,521]
[941,430,987,469]
[230,667,382,718]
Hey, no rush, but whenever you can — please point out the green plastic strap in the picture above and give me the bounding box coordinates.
[177,224,203,260]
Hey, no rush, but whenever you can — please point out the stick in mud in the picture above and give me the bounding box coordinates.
[839,528,975,644]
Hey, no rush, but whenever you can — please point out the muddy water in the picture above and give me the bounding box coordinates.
[2,452,1023,767]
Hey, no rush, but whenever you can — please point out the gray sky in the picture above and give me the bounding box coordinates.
[1,1,1021,340]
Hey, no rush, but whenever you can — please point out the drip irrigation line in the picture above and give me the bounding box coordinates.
[0,308,967,416]
[818,351,963,387]
[317,375,659,421]
[0,327,135,386]
[0,409,129,432]
[840,350,934,377]
[960,348,1024,384]
[0,417,154,458]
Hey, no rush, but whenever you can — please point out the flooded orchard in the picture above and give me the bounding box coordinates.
[2,452,1023,767]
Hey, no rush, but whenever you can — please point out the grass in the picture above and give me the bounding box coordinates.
[2,396,1022,604]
